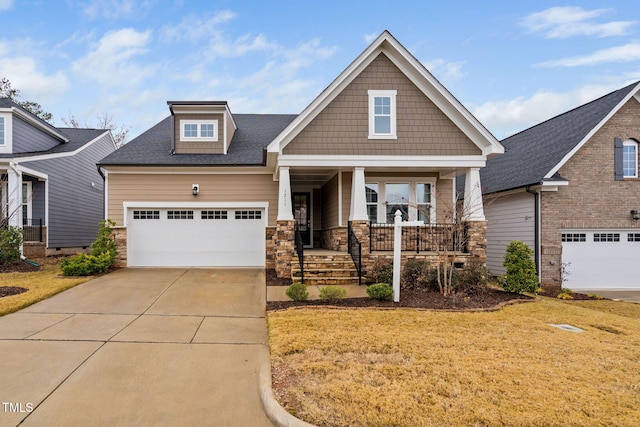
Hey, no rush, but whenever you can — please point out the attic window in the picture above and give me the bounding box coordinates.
[368,90,397,139]
[180,120,218,141]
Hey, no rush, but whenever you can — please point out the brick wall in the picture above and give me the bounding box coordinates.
[540,98,640,286]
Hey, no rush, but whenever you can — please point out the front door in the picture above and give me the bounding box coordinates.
[293,192,311,247]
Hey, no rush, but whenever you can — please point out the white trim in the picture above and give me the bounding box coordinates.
[180,119,218,141]
[277,155,486,168]
[266,31,503,156]
[0,112,12,154]
[368,90,397,139]
[103,167,272,174]
[10,107,69,142]
[14,165,48,180]
[338,171,343,226]
[122,201,269,227]
[22,180,32,221]
[12,131,112,163]
[104,169,109,220]
[545,82,640,179]
[622,139,638,178]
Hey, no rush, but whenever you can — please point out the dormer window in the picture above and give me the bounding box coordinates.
[368,90,397,139]
[180,120,218,141]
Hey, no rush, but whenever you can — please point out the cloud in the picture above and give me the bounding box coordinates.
[0,56,69,103]
[423,58,466,81]
[71,28,156,87]
[470,84,625,138]
[520,6,636,39]
[79,0,150,20]
[160,10,238,43]
[0,0,13,11]
[536,42,640,67]
[363,32,378,44]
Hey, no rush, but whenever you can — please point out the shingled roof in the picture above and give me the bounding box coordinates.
[481,81,640,194]
[98,114,297,166]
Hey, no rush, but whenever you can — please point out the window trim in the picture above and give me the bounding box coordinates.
[180,119,218,142]
[622,139,638,178]
[368,90,397,139]
[22,181,32,223]
[366,178,436,224]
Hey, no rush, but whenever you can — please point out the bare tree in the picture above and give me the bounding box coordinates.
[62,112,129,147]
[0,78,53,122]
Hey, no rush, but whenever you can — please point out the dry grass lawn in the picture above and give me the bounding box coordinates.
[268,298,640,427]
[0,263,90,316]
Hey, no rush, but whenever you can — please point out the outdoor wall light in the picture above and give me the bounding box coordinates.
[192,184,199,196]
[631,210,640,221]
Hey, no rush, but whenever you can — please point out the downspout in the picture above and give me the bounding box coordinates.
[97,165,106,219]
[525,186,540,278]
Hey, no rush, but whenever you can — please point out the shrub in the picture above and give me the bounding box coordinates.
[319,286,346,303]
[285,283,308,301]
[0,226,24,265]
[457,259,489,295]
[91,219,117,259]
[366,283,394,301]
[370,258,393,285]
[401,259,430,290]
[426,266,458,292]
[557,291,573,300]
[501,240,538,294]
[61,254,97,276]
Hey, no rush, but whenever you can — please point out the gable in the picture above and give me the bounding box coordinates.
[282,53,481,156]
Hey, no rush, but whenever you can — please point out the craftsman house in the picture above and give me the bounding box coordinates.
[1,99,117,257]
[482,81,640,290]
[98,31,504,283]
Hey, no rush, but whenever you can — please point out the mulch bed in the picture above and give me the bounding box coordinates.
[0,286,28,298]
[0,261,41,273]
[266,269,293,287]
[267,287,535,311]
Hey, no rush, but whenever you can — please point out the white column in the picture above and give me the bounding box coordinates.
[277,167,294,221]
[463,167,485,221]
[349,167,368,221]
[392,210,402,302]
[7,164,22,228]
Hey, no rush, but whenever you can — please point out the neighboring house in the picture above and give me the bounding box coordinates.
[0,99,118,257]
[98,31,504,282]
[482,81,640,290]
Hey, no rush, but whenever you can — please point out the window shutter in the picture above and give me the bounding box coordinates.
[614,137,624,181]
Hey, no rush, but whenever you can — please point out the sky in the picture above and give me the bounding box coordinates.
[1,0,639,141]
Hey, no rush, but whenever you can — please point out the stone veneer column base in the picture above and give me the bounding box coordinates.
[112,226,127,268]
[275,220,295,279]
[465,221,487,264]
[348,220,370,275]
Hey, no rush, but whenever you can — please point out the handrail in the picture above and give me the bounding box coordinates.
[347,222,363,286]
[294,225,304,284]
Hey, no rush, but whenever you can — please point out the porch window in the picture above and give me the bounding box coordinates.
[368,90,397,139]
[623,140,638,178]
[22,181,32,225]
[385,183,409,222]
[417,183,432,223]
[365,183,378,223]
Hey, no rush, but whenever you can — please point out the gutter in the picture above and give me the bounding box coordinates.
[525,186,540,278]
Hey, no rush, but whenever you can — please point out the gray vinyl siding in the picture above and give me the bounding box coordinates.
[21,132,115,247]
[485,191,535,275]
[12,116,61,153]
[23,176,45,223]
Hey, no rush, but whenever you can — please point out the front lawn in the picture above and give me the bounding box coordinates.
[0,260,90,316]
[268,299,640,426]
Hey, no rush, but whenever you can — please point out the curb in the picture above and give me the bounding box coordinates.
[259,355,316,427]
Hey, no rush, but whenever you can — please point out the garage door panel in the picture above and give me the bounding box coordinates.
[562,230,640,290]
[127,208,265,267]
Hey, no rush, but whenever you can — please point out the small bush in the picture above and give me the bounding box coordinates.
[426,266,458,292]
[457,260,489,295]
[588,293,604,300]
[401,259,430,290]
[0,226,24,265]
[557,291,573,300]
[502,240,539,294]
[366,283,394,301]
[319,286,346,303]
[371,259,393,285]
[60,252,114,277]
[285,283,308,301]
[91,219,117,259]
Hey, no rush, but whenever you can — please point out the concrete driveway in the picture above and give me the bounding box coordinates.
[0,268,274,426]
[573,289,640,303]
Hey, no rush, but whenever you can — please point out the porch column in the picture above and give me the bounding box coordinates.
[7,164,22,228]
[463,167,485,221]
[277,167,294,221]
[349,167,368,221]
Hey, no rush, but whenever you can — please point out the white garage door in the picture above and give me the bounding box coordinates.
[562,230,640,290]
[127,207,266,267]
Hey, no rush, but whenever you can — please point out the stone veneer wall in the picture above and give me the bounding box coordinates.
[265,227,276,270]
[465,221,487,264]
[320,226,348,251]
[112,227,127,267]
[274,220,295,278]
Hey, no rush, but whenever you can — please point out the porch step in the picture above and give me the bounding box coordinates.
[292,253,362,286]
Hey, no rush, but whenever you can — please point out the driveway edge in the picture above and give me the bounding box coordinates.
[259,357,316,427]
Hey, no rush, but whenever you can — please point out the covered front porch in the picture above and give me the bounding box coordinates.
[270,165,487,281]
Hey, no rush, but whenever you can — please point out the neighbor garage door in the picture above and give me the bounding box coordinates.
[561,230,640,290]
[127,207,266,267]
